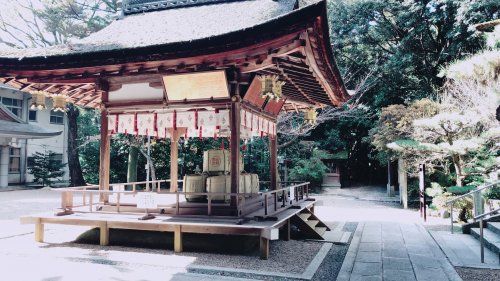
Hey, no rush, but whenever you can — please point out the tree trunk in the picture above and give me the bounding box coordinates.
[451,153,463,186]
[67,104,86,187]
[127,145,139,182]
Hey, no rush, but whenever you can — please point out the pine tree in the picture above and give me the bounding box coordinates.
[28,150,66,187]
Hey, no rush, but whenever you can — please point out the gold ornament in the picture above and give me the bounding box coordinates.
[30,91,47,110]
[304,108,317,125]
[258,75,285,101]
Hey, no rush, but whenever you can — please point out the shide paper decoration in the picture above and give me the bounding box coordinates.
[108,109,277,139]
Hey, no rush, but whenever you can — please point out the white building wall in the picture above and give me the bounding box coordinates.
[0,87,69,185]
[25,98,69,184]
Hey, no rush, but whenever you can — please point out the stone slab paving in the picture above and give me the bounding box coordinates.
[337,222,462,281]
[430,230,500,269]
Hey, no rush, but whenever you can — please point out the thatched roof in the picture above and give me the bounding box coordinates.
[0,0,349,109]
[0,0,313,59]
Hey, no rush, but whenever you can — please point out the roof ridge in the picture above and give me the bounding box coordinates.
[123,0,247,15]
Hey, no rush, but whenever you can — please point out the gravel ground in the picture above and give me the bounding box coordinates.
[76,228,323,274]
[191,240,323,274]
[455,267,500,281]
[311,222,357,281]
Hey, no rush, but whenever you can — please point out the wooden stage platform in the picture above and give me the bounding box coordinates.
[21,200,318,259]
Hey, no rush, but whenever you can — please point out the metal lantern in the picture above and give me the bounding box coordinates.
[259,75,274,98]
[304,108,317,125]
[52,94,68,112]
[30,91,47,110]
[272,79,285,101]
[258,75,285,101]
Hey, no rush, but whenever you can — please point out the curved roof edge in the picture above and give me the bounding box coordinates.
[0,104,62,139]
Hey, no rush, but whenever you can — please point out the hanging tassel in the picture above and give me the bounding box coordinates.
[134,113,138,135]
[153,113,158,136]
[173,110,177,130]
[195,109,199,129]
[114,114,119,134]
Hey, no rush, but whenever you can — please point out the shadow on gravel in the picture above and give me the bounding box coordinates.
[75,228,260,255]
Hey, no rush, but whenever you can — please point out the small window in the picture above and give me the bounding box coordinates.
[28,110,37,122]
[1,97,22,117]
[50,110,64,124]
[9,148,21,173]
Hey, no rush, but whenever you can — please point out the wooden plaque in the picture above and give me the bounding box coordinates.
[163,70,229,101]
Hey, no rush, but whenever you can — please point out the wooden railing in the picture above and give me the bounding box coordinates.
[53,180,310,219]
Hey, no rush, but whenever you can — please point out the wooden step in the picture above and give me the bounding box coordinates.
[298,213,311,221]
[315,226,327,236]
[306,219,319,228]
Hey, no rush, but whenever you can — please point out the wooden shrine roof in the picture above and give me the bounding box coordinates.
[0,0,298,59]
[0,0,349,110]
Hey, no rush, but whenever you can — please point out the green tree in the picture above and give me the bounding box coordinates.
[28,150,66,186]
[323,0,498,184]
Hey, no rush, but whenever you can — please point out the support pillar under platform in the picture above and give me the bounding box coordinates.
[174,225,183,253]
[35,220,44,243]
[260,236,269,260]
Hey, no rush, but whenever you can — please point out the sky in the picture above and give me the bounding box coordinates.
[0,0,45,48]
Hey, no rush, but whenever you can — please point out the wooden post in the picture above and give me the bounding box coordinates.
[419,164,427,222]
[100,222,109,246]
[174,225,183,253]
[260,236,269,260]
[35,219,44,242]
[170,130,180,192]
[229,95,241,207]
[61,191,73,210]
[99,81,110,203]
[169,128,186,192]
[284,219,291,241]
[269,136,278,190]
[387,159,395,197]
[398,158,408,209]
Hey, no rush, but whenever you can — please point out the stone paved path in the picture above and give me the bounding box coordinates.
[337,221,462,281]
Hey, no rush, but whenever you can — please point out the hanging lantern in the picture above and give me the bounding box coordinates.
[272,79,285,101]
[304,108,317,125]
[258,75,285,101]
[52,94,68,112]
[30,91,47,110]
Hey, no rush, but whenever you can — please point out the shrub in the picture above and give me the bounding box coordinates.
[484,187,500,200]
[289,157,328,188]
[447,185,476,195]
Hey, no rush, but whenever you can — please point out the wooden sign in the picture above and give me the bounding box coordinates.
[163,70,229,101]
[419,164,426,222]
[136,193,158,209]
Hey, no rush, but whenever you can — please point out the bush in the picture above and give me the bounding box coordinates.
[484,186,500,200]
[447,185,476,195]
[289,157,328,188]
[426,182,444,197]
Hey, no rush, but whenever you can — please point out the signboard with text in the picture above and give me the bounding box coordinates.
[136,193,158,209]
